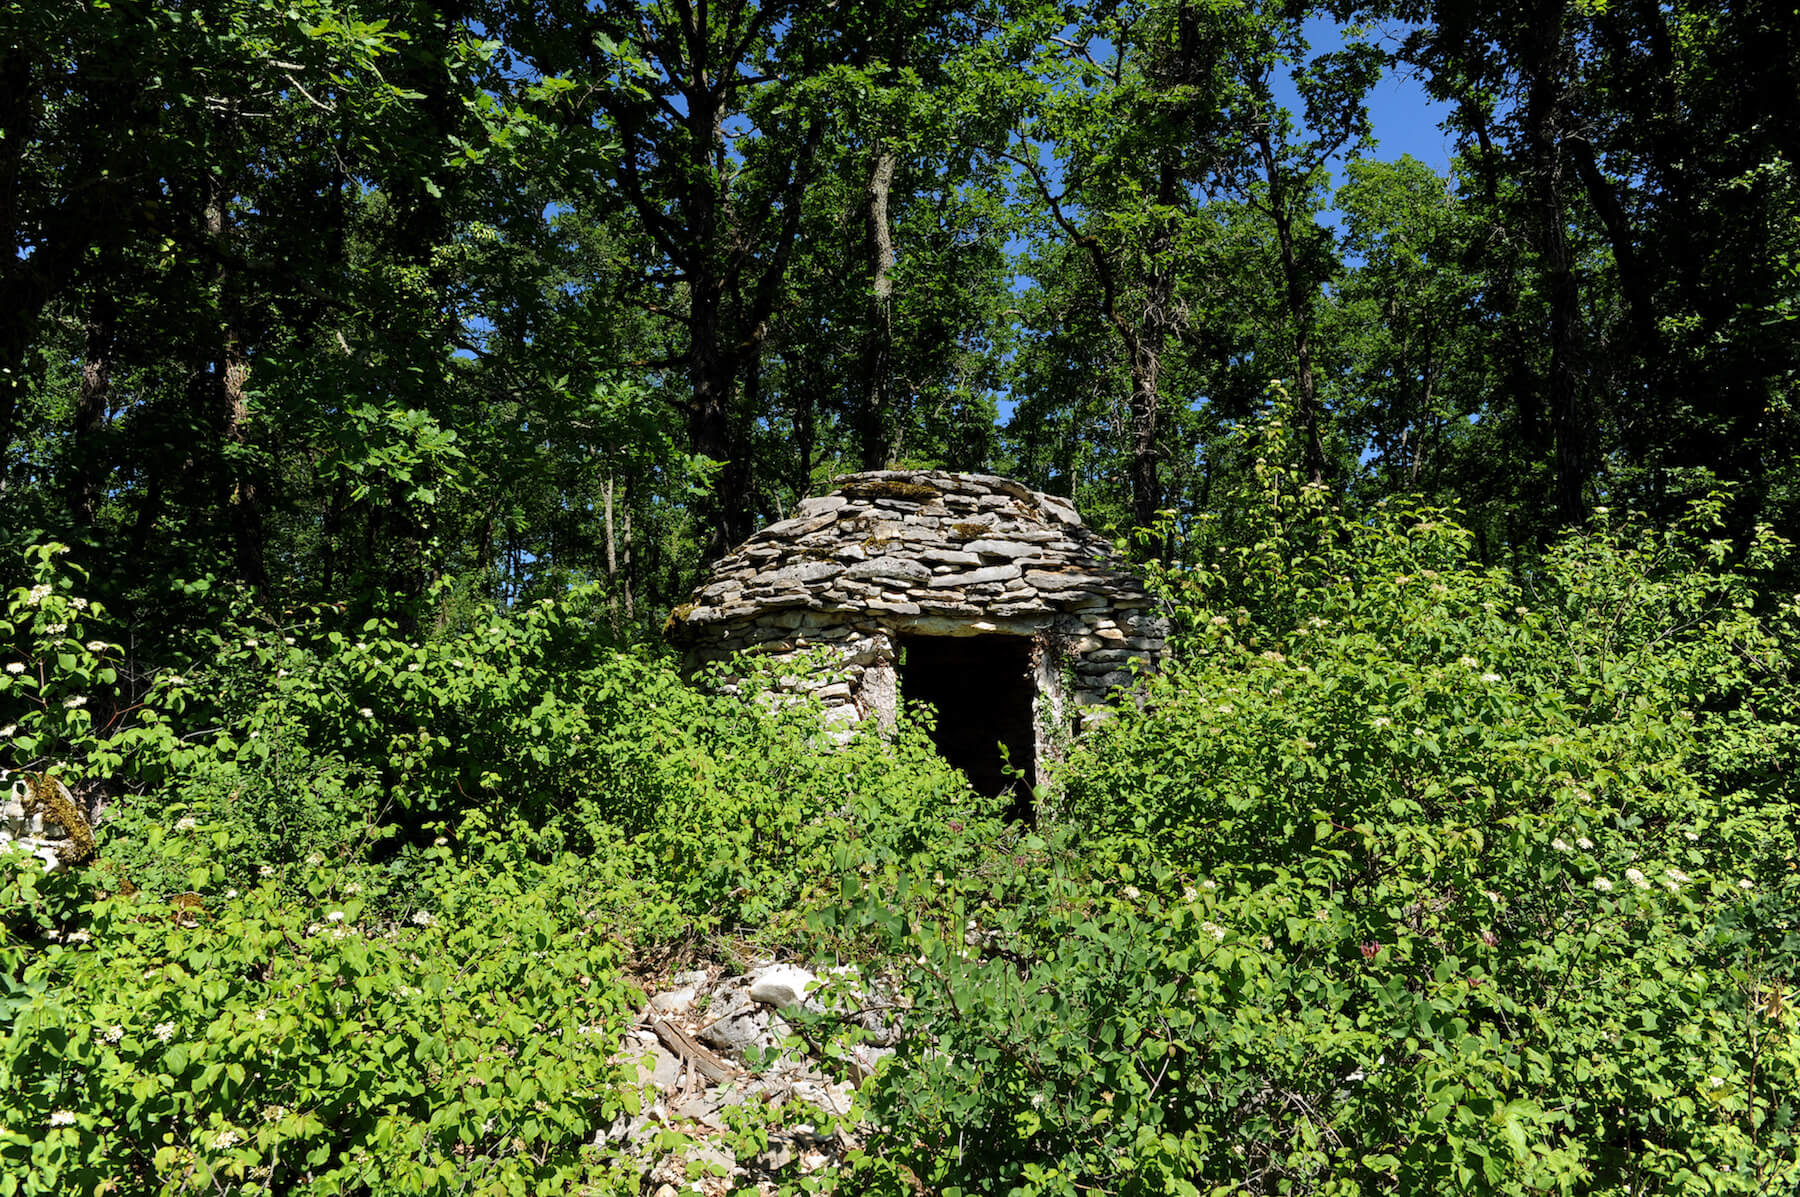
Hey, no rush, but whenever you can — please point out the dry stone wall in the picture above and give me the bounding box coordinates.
[668,471,1167,744]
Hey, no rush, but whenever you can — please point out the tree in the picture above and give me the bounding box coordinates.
[1367,0,1800,542]
[1003,1,1376,538]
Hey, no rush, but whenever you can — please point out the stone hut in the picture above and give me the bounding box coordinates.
[666,471,1166,804]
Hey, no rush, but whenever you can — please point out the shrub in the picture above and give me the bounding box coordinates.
[834,435,1800,1195]
[1,823,644,1196]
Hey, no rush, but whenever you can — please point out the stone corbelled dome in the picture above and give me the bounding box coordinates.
[669,470,1150,633]
[668,471,1164,804]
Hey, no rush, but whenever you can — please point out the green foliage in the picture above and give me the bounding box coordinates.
[0,544,1007,1195]
[1,827,641,1196]
[640,663,1000,931]
[0,545,123,772]
[4,2,1800,1192]
[830,437,1800,1195]
[104,599,989,933]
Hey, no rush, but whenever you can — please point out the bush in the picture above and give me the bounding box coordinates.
[0,555,991,933]
[833,439,1800,1195]
[1,821,646,1196]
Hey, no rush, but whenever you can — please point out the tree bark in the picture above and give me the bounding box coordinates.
[1567,136,1659,357]
[603,471,619,635]
[203,178,268,596]
[67,295,115,528]
[856,146,899,469]
[1255,127,1328,485]
[1521,0,1589,524]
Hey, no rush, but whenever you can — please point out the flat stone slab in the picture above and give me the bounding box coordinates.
[844,556,930,582]
[927,564,1021,588]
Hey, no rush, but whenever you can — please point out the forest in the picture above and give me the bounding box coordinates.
[2,0,1798,1193]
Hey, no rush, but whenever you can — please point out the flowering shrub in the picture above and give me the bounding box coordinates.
[7,417,1799,1194]
[2,546,993,1194]
[0,543,132,778]
[834,441,1800,1194]
[0,551,992,931]
[1,825,643,1196]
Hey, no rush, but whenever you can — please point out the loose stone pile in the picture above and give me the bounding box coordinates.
[667,471,1167,743]
[604,961,900,1195]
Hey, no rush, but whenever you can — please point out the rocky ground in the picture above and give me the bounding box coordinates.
[603,960,902,1195]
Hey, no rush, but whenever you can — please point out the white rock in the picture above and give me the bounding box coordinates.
[648,987,696,1016]
[697,991,778,1054]
[748,964,817,1008]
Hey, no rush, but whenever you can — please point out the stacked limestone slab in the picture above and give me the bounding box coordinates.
[666,471,1166,743]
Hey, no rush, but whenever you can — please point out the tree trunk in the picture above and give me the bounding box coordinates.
[677,75,746,559]
[603,471,618,635]
[790,347,817,502]
[1522,0,1589,523]
[203,180,268,596]
[622,493,637,619]
[67,296,115,527]
[1257,127,1327,485]
[857,146,899,469]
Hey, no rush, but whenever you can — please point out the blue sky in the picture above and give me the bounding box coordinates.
[1279,17,1457,198]
[1362,67,1455,172]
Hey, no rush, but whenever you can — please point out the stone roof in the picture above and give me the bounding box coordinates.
[668,470,1151,637]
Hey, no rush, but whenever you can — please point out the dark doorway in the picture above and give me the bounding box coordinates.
[896,634,1036,817]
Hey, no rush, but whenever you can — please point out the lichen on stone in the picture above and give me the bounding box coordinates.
[24,772,95,864]
[839,478,942,504]
[664,602,697,632]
